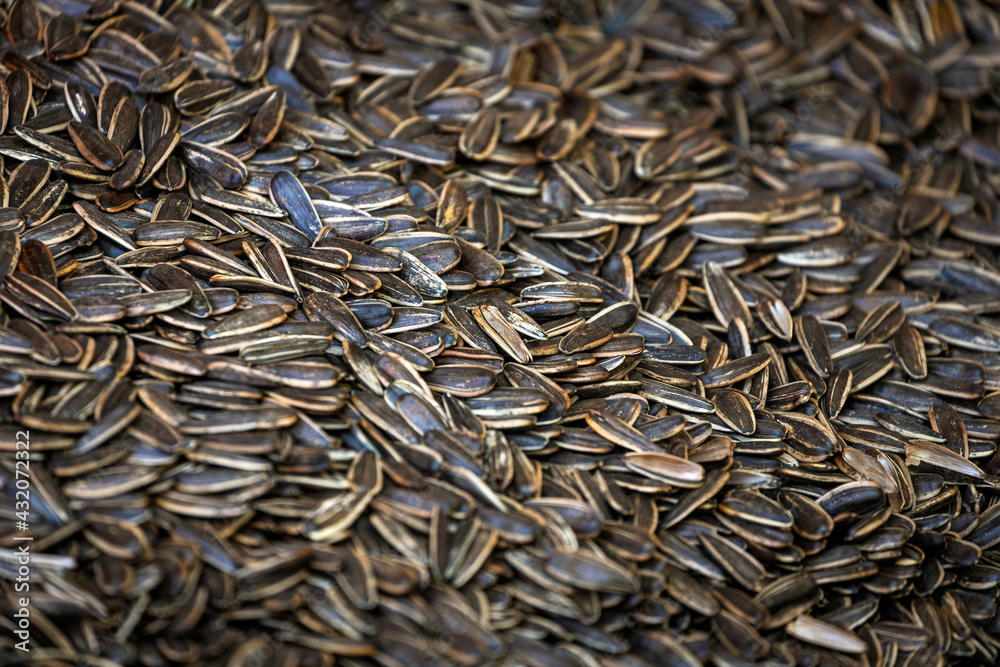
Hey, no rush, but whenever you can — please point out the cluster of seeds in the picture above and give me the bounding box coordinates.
[4,0,1000,665]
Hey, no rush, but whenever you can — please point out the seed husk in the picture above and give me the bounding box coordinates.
[785,615,868,654]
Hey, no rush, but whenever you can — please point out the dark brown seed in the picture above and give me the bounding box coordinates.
[796,315,832,377]
[248,90,285,147]
[712,388,756,435]
[140,58,195,94]
[67,122,122,171]
[409,56,463,105]
[559,322,613,354]
[136,131,180,186]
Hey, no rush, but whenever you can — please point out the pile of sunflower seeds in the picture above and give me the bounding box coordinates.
[3,0,1000,664]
